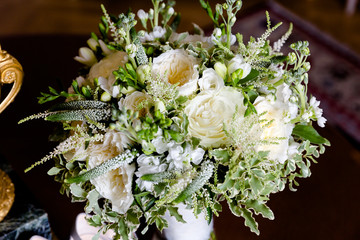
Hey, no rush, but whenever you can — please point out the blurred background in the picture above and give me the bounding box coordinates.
[0,0,360,239]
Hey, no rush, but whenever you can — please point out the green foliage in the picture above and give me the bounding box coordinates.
[292,124,329,144]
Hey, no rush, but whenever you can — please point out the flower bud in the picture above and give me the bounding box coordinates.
[121,86,136,94]
[101,91,111,102]
[136,64,151,84]
[155,99,166,113]
[137,9,148,20]
[214,62,227,80]
[98,40,114,56]
[168,7,174,15]
[74,47,97,66]
[87,38,99,51]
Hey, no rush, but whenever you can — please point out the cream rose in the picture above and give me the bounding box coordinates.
[86,130,134,214]
[198,68,224,92]
[152,49,199,96]
[88,51,128,82]
[185,87,245,148]
[254,84,298,164]
[118,91,152,117]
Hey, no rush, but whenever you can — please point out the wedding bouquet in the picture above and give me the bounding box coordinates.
[21,0,330,239]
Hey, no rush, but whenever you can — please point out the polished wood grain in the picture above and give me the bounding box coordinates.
[0,0,359,54]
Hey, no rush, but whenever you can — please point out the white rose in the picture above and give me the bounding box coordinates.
[135,154,168,192]
[86,130,134,214]
[254,85,298,163]
[88,51,128,82]
[152,49,199,96]
[185,87,245,148]
[118,91,152,117]
[227,54,251,79]
[198,68,224,91]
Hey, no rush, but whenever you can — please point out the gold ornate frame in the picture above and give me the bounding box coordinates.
[0,45,23,113]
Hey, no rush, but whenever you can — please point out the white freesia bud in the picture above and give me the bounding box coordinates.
[121,86,136,94]
[168,7,174,15]
[227,55,251,78]
[136,64,151,84]
[125,44,138,58]
[149,8,154,18]
[214,62,227,80]
[99,40,114,56]
[155,99,166,113]
[87,38,99,51]
[137,9,148,20]
[101,91,111,102]
[74,47,97,66]
[213,28,222,39]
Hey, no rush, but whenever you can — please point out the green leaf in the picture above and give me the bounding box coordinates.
[292,124,329,144]
[239,208,260,235]
[69,184,87,198]
[250,175,263,195]
[119,217,129,240]
[210,149,230,164]
[168,206,186,223]
[229,202,259,235]
[245,200,274,220]
[238,68,259,85]
[47,167,62,176]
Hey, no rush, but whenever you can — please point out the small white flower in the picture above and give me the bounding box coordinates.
[317,116,327,128]
[227,55,251,79]
[74,47,97,67]
[198,68,224,91]
[141,26,166,42]
[254,90,297,164]
[213,62,227,80]
[212,28,222,39]
[137,9,148,20]
[151,135,168,154]
[135,154,167,192]
[166,142,205,170]
[168,7,174,15]
[125,44,138,58]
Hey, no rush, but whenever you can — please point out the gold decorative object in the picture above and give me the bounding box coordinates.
[0,169,15,222]
[0,44,23,114]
